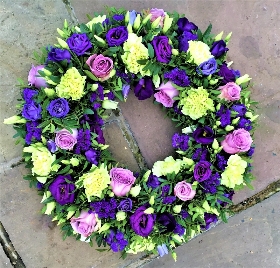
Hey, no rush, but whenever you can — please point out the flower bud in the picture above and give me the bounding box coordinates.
[173,205,182,214]
[143,170,151,182]
[61,160,70,165]
[216,103,221,111]
[45,201,56,215]
[142,13,152,25]
[133,14,141,30]
[44,88,56,97]
[225,32,232,44]
[152,74,160,88]
[216,121,221,126]
[127,24,133,33]
[98,223,111,234]
[245,111,253,118]
[109,69,116,79]
[235,74,251,85]
[46,79,58,86]
[64,19,68,29]
[57,37,69,49]
[162,14,173,33]
[251,114,259,121]
[149,196,155,205]
[207,74,212,80]
[116,211,126,221]
[212,139,219,150]
[125,11,130,24]
[214,31,223,41]
[172,49,179,55]
[225,125,234,131]
[182,157,194,166]
[209,79,218,85]
[3,115,27,125]
[67,210,75,220]
[232,117,240,125]
[70,157,79,166]
[57,28,67,38]
[151,16,161,29]
[130,185,141,197]
[41,191,51,203]
[91,84,99,91]
[108,191,115,197]
[144,207,154,214]
[172,252,177,262]
[94,35,106,45]
[102,99,118,110]
[182,126,194,134]
[42,68,52,76]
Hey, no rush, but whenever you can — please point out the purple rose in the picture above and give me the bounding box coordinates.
[47,140,57,153]
[67,33,92,56]
[85,148,100,165]
[147,174,160,189]
[134,77,154,100]
[194,161,212,182]
[178,31,198,52]
[22,101,41,121]
[201,213,218,230]
[219,82,241,101]
[218,64,236,85]
[106,26,128,46]
[47,98,69,118]
[210,40,228,57]
[197,58,217,75]
[130,205,155,237]
[231,104,247,117]
[47,47,71,62]
[49,174,75,205]
[22,88,38,103]
[151,36,172,63]
[117,198,132,212]
[157,212,176,233]
[55,128,78,150]
[193,126,215,144]
[177,17,198,34]
[28,65,47,88]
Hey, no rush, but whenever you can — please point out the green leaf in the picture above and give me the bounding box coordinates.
[84,70,98,81]
[203,23,212,37]
[84,108,94,115]
[147,43,155,58]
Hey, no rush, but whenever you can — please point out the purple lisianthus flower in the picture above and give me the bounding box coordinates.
[192,148,208,161]
[178,31,198,52]
[91,198,117,219]
[201,172,221,194]
[105,91,115,101]
[105,230,128,252]
[22,88,38,103]
[157,212,176,233]
[216,153,228,171]
[194,161,212,182]
[172,133,189,151]
[122,84,130,99]
[85,148,100,165]
[66,33,92,56]
[201,213,218,230]
[151,36,172,63]
[117,198,132,212]
[22,101,41,121]
[47,98,69,118]
[220,108,231,127]
[162,196,176,204]
[231,104,247,117]
[218,64,236,85]
[210,40,228,57]
[157,244,168,257]
[106,26,128,47]
[181,210,189,219]
[112,14,124,21]
[174,223,185,236]
[47,140,57,153]
[162,185,170,195]
[134,77,154,100]
[247,147,255,157]
[164,68,190,87]
[130,205,155,237]
[36,182,44,190]
[25,121,41,145]
[147,174,160,189]
[238,117,252,131]
[74,129,91,154]
[177,18,198,34]
[49,174,75,205]
[128,10,137,25]
[197,58,217,76]
[47,47,71,63]
[193,126,214,144]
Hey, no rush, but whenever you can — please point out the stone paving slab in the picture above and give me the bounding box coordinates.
[0,246,12,268]
[143,192,280,268]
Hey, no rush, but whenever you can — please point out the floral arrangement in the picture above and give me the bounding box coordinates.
[4,7,258,261]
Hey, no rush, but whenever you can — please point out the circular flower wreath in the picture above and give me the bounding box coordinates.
[4,7,258,260]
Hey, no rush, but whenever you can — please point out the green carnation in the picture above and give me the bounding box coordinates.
[179,87,215,120]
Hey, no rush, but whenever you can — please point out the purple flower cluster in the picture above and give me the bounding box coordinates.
[216,105,231,127]
[231,104,247,117]
[218,63,240,85]
[105,230,128,252]
[116,69,134,84]
[238,118,252,131]
[202,213,218,230]
[192,148,208,161]
[201,172,221,194]
[162,196,176,204]
[247,147,255,157]
[164,68,190,87]
[22,88,38,102]
[181,210,189,219]
[25,121,42,145]
[74,129,91,154]
[172,133,189,151]
[90,198,117,219]
[217,191,234,207]
[216,153,228,171]
[161,185,170,195]
[22,101,42,121]
[85,148,100,165]
[174,223,185,236]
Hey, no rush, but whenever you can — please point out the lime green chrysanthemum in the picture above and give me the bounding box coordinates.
[126,235,155,254]
[152,156,182,177]
[187,40,213,65]
[179,87,215,120]
[77,163,110,201]
[121,33,150,76]
[221,154,247,188]
[56,67,86,100]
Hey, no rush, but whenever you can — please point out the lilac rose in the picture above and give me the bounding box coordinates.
[49,174,75,205]
[149,8,165,27]
[55,128,78,150]
[210,40,228,57]
[154,81,179,107]
[174,181,196,201]
[22,101,41,121]
[28,65,47,88]
[151,36,172,63]
[67,33,92,56]
[106,26,128,46]
[194,161,212,182]
[219,82,241,101]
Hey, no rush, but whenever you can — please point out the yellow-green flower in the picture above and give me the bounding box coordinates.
[188,41,213,65]
[126,235,155,254]
[179,87,215,120]
[121,33,150,76]
[152,156,182,177]
[56,67,86,100]
[77,163,110,201]
[23,143,57,176]
[221,154,247,188]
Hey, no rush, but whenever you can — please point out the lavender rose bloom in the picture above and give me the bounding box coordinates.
[178,31,198,52]
[149,8,165,27]
[67,33,92,56]
[154,81,179,107]
[197,58,217,75]
[70,211,99,237]
[86,54,114,81]
[110,167,136,196]
[47,98,69,118]
[22,88,38,103]
[28,65,47,88]
[157,212,176,233]
[218,64,236,85]
[193,126,215,144]
[210,40,228,57]
[174,181,196,201]
[49,174,75,205]
[22,101,41,121]
[130,205,155,237]
[194,161,212,182]
[151,36,172,63]
[219,82,241,101]
[177,17,198,34]
[55,128,78,150]
[85,148,100,165]
[47,47,71,62]
[117,198,133,212]
[106,26,128,46]
[134,77,154,100]
[221,128,253,154]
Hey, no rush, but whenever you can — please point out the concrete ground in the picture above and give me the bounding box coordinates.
[0,0,279,267]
